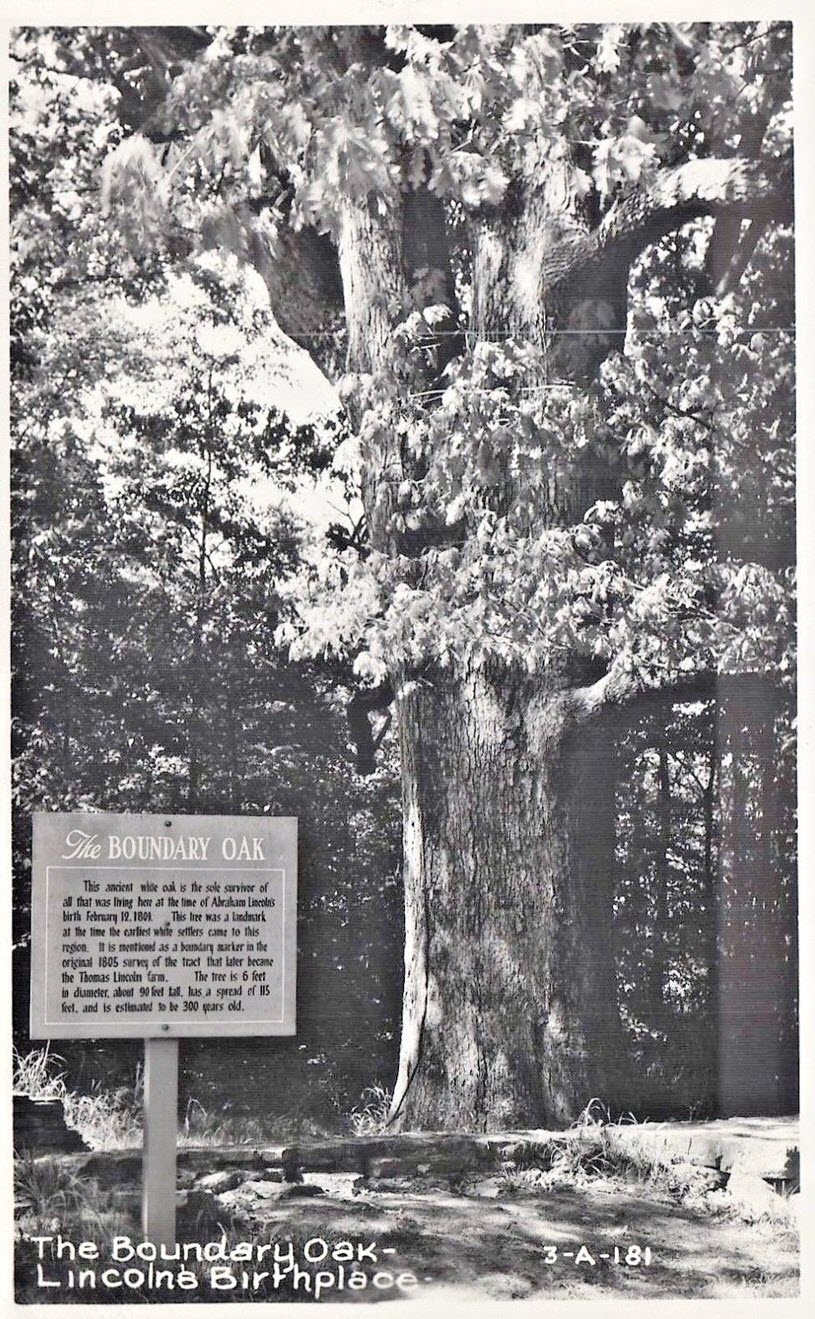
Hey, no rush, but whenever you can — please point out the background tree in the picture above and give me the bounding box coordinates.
[10,33,401,1120]
[10,275,404,1122]
[11,22,796,1131]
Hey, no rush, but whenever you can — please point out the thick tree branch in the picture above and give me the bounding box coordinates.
[596,156,792,266]
[121,29,350,376]
[549,156,792,300]
[714,218,769,299]
[245,220,345,377]
[403,188,464,379]
[707,90,788,286]
[573,664,789,724]
[347,680,394,774]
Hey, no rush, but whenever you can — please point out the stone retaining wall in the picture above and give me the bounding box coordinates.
[42,1117,798,1202]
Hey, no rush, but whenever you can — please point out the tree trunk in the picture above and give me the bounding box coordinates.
[647,748,672,1020]
[389,664,622,1131]
[701,737,719,1087]
[336,176,626,1131]
[718,706,798,1115]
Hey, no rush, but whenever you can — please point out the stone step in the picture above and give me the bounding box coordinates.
[13,1096,90,1155]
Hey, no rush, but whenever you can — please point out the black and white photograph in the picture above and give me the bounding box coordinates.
[6,3,807,1307]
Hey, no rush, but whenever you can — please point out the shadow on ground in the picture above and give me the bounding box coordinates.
[222,1173,799,1301]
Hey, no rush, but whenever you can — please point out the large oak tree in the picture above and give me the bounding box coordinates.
[16,21,795,1129]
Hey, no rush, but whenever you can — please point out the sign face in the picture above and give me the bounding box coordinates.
[30,813,297,1039]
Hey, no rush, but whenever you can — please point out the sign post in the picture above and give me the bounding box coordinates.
[142,1038,179,1247]
[30,812,297,1244]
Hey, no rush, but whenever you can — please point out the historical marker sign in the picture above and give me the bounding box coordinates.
[30,813,297,1040]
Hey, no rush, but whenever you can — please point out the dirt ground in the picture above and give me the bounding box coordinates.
[214,1170,799,1301]
[15,1159,799,1303]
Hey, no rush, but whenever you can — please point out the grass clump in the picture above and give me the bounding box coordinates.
[13,1046,68,1101]
[348,1082,392,1136]
[14,1153,136,1258]
[15,1152,89,1220]
[179,1098,275,1148]
[178,1097,341,1147]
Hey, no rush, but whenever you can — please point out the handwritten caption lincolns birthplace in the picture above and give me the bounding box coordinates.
[30,814,297,1039]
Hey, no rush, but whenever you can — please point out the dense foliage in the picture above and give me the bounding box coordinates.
[10,33,401,1118]
[10,22,796,1123]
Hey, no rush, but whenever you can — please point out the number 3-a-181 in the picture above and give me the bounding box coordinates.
[542,1245,653,1266]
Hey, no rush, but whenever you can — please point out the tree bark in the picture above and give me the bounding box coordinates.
[375,173,628,1128]
[550,156,792,304]
[389,666,622,1130]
